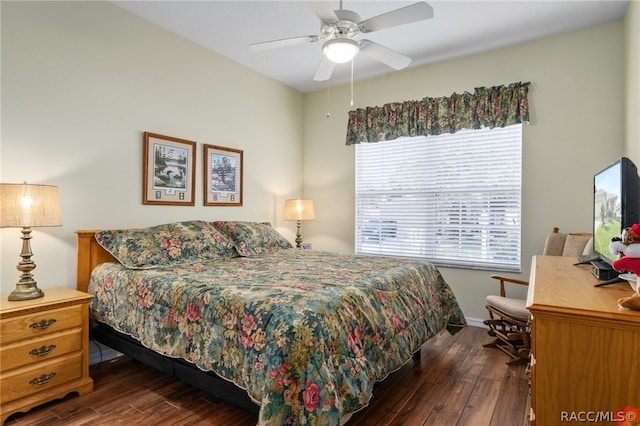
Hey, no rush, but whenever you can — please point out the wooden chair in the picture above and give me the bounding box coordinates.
[483,227,594,365]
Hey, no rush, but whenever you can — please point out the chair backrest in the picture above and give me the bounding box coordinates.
[542,227,594,257]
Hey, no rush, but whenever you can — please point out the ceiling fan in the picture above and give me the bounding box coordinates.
[249,1,434,81]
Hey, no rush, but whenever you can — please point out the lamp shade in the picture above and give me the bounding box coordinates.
[0,183,62,228]
[322,38,359,64]
[284,199,315,221]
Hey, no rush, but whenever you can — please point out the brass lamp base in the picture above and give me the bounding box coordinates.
[8,226,45,301]
[294,220,303,248]
[9,284,44,301]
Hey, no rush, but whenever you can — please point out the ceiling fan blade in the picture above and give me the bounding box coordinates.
[249,35,318,52]
[359,2,433,33]
[359,40,412,70]
[313,55,335,81]
[307,2,339,24]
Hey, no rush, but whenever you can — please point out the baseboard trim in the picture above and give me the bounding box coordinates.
[89,339,122,365]
[465,317,488,328]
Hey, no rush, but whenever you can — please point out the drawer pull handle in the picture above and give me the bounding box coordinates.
[29,344,57,357]
[29,319,57,330]
[29,372,56,386]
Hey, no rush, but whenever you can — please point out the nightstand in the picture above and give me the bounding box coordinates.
[0,287,94,424]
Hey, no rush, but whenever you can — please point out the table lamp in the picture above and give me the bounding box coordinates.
[284,199,315,248]
[0,183,62,300]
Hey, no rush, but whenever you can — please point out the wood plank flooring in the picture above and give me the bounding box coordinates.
[4,326,529,426]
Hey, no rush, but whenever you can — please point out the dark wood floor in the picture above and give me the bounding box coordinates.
[5,326,529,426]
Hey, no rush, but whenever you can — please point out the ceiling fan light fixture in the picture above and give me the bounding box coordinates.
[323,38,359,64]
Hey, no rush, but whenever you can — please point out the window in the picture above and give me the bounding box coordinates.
[355,124,522,271]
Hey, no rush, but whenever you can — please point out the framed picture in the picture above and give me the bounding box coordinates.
[204,144,243,206]
[143,132,196,206]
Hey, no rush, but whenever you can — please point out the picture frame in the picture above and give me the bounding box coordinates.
[204,144,243,206]
[143,132,196,206]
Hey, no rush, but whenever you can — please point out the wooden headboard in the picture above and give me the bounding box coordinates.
[76,230,117,293]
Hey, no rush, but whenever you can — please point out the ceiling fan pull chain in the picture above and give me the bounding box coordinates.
[350,59,355,106]
[326,81,331,119]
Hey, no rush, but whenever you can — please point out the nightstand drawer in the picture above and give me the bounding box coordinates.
[0,305,82,344]
[0,353,83,404]
[0,328,82,372]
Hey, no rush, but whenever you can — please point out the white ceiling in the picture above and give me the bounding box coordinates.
[113,0,630,93]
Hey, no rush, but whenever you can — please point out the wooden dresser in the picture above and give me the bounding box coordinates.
[0,287,93,424]
[527,256,640,425]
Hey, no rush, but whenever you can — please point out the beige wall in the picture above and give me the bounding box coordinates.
[625,0,640,162]
[0,1,304,294]
[303,21,627,322]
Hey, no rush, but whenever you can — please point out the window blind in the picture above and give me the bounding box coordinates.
[355,124,522,271]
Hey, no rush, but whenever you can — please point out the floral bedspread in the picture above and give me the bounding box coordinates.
[88,249,465,425]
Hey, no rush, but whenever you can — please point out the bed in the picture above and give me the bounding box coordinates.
[76,220,466,425]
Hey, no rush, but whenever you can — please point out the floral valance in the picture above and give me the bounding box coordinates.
[345,81,530,145]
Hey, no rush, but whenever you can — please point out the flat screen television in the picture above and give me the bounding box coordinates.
[593,157,640,266]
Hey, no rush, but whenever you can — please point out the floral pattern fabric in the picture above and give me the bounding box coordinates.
[346,81,530,145]
[89,249,466,425]
[213,221,293,256]
[95,221,238,269]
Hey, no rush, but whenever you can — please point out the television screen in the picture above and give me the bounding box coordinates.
[593,162,622,262]
[593,157,640,265]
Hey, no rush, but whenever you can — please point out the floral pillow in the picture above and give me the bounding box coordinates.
[212,221,293,256]
[95,220,237,269]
